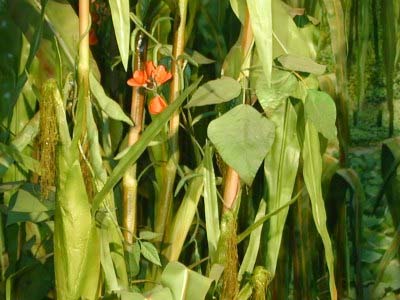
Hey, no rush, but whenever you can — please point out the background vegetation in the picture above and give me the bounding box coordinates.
[0,0,399,299]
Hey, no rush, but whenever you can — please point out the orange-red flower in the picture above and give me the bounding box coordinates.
[153,65,172,86]
[127,61,172,88]
[127,70,148,87]
[145,61,172,86]
[146,61,156,78]
[148,95,168,115]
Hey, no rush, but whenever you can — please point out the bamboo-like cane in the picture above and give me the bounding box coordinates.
[122,32,147,245]
[154,0,188,244]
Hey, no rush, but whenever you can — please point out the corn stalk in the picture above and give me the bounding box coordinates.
[154,0,188,243]
[122,31,147,244]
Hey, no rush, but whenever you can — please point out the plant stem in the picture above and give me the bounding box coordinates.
[78,0,89,77]
[122,32,147,244]
[154,0,188,242]
[217,8,253,300]
[222,167,240,211]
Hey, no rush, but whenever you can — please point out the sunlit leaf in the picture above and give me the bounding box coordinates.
[90,73,133,125]
[302,121,337,300]
[163,167,204,261]
[208,104,275,185]
[203,144,220,264]
[140,241,161,266]
[263,100,300,275]
[248,0,272,85]
[100,216,120,293]
[305,89,337,140]
[161,262,213,300]
[271,0,312,58]
[185,77,241,108]
[108,0,130,70]
[256,69,298,116]
[239,199,266,280]
[278,54,326,75]
[0,143,40,174]
[9,186,54,213]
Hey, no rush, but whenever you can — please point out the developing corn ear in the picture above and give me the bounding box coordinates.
[217,209,239,300]
[39,81,58,199]
[252,266,272,300]
[45,79,100,300]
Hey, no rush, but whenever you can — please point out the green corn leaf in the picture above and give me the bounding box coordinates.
[86,85,129,289]
[0,113,39,178]
[321,0,350,152]
[7,211,53,226]
[8,186,54,213]
[248,0,272,86]
[229,0,247,24]
[90,73,133,126]
[355,0,370,112]
[305,89,337,140]
[328,168,364,299]
[163,166,204,261]
[237,282,253,300]
[6,263,41,300]
[302,121,337,300]
[161,262,213,300]
[92,78,202,214]
[100,216,120,292]
[185,77,241,108]
[381,0,396,136]
[0,143,40,174]
[203,144,220,264]
[108,0,130,71]
[11,0,100,77]
[208,104,275,185]
[263,100,300,275]
[238,198,266,281]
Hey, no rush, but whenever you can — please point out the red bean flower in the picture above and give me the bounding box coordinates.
[148,95,168,115]
[127,61,172,88]
[146,61,173,86]
[127,70,148,87]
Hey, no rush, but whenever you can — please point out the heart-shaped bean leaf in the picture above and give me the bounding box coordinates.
[208,104,275,185]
